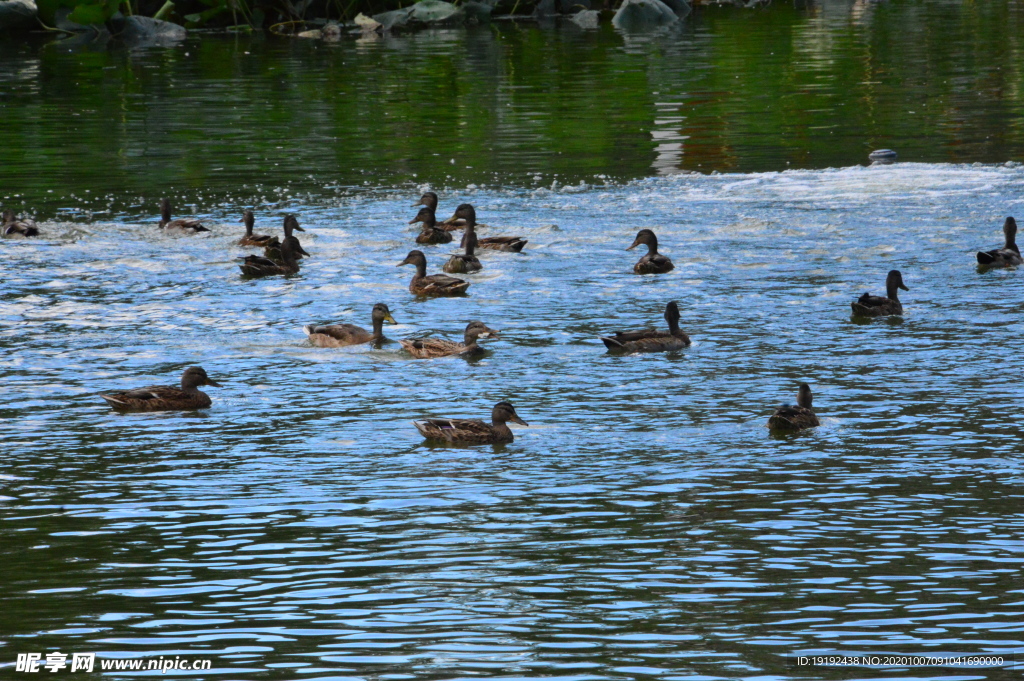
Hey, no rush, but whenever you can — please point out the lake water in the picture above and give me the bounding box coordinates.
[2,1,1024,679]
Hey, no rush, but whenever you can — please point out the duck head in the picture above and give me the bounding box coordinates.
[398,250,428,269]
[410,207,437,228]
[181,366,222,390]
[242,209,255,234]
[413,192,439,210]
[885,270,909,299]
[464,320,499,343]
[664,301,681,331]
[371,303,397,326]
[159,198,173,222]
[627,229,659,254]
[1,209,15,223]
[1004,216,1018,248]
[450,203,477,226]
[493,401,528,427]
[283,215,305,236]
[797,384,813,409]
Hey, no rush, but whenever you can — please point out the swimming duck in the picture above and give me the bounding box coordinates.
[851,270,909,317]
[976,217,1022,267]
[263,215,309,261]
[767,384,820,432]
[448,204,527,252]
[411,207,454,244]
[238,209,279,248]
[443,223,483,274]
[305,303,397,347]
[398,250,470,296]
[414,401,528,444]
[627,229,674,274]
[239,229,300,277]
[413,192,470,231]
[158,198,208,233]
[600,301,690,353]
[2,209,40,237]
[400,321,498,358]
[100,366,221,412]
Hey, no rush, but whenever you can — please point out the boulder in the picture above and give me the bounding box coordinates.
[0,0,36,31]
[372,6,412,30]
[109,16,186,45]
[658,0,689,13]
[612,0,678,30]
[373,0,464,30]
[570,8,599,28]
[354,12,382,32]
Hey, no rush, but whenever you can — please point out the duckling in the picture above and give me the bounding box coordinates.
[414,401,528,444]
[411,207,454,244]
[2,209,40,237]
[627,229,673,274]
[100,366,221,412]
[851,270,909,317]
[767,384,820,432]
[976,217,1022,267]
[238,209,279,248]
[448,204,527,252]
[239,229,300,277]
[158,198,208,233]
[400,321,498,358]
[305,303,397,347]
[263,215,309,261]
[397,250,470,296]
[442,223,483,274]
[600,301,690,353]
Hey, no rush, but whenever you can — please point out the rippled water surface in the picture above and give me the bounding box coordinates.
[3,1,1024,679]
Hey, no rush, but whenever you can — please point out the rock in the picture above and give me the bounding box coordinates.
[570,8,599,28]
[612,0,678,30]
[869,149,898,164]
[109,16,186,45]
[354,12,381,32]
[371,7,410,30]
[321,21,341,40]
[0,0,36,31]
[373,0,463,30]
[658,0,689,14]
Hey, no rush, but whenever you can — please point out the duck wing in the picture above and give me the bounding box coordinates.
[305,324,373,347]
[400,337,466,358]
[977,247,1022,266]
[414,274,470,295]
[478,236,527,252]
[767,405,820,431]
[164,218,209,233]
[414,418,495,443]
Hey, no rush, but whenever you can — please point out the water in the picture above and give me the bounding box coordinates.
[3,2,1024,679]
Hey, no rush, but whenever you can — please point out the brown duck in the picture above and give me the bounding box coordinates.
[398,250,470,296]
[600,301,690,353]
[240,227,300,277]
[411,206,454,245]
[414,401,528,444]
[263,215,309,261]
[851,270,908,317]
[628,229,673,274]
[443,222,483,273]
[976,217,1022,267]
[448,204,527,252]
[238,209,279,248]
[2,209,40,237]
[400,321,498,358]
[158,198,208,233]
[305,303,397,347]
[100,366,221,412]
[767,384,821,432]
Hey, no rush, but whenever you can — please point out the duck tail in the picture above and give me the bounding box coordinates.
[303,325,317,336]
[977,251,996,265]
[510,240,527,252]
[599,336,623,350]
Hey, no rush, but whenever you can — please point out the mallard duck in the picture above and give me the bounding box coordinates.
[2,209,40,237]
[767,384,820,432]
[414,401,528,444]
[239,228,300,277]
[398,250,470,296]
[158,198,208,233]
[305,303,397,347]
[627,229,673,274]
[413,192,469,231]
[400,321,498,358]
[443,223,483,274]
[600,301,690,353]
[263,215,309,261]
[448,204,527,252]
[851,270,909,317]
[100,366,221,412]
[238,209,279,248]
[977,217,1022,267]
[411,207,454,244]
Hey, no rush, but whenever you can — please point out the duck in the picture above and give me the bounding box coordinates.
[100,366,221,412]
[158,198,208,233]
[238,209,279,248]
[448,204,527,252]
[400,321,498,358]
[600,301,690,353]
[851,270,909,317]
[305,303,397,347]
[627,229,674,274]
[414,401,528,444]
[239,228,300,277]
[397,250,470,296]
[976,217,1022,267]
[411,207,454,244]
[413,192,473,231]
[767,384,820,432]
[2,209,40,237]
[442,223,483,274]
[263,215,309,261]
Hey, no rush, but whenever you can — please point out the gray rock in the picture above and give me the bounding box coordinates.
[570,8,599,28]
[374,1,463,30]
[658,0,689,14]
[372,6,413,30]
[612,0,678,30]
[0,0,36,30]
[110,16,186,45]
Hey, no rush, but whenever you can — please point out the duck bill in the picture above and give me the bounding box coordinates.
[510,415,528,426]
[899,283,909,291]
[484,329,500,339]
[397,259,409,267]
[385,314,397,324]
[292,225,306,232]
[408,217,421,224]
[205,378,223,387]
[626,239,640,251]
